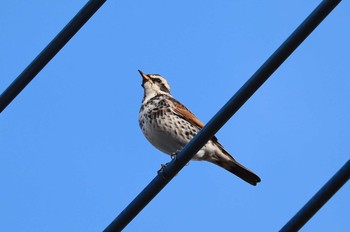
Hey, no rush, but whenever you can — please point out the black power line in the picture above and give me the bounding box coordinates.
[104,0,342,231]
[280,160,350,232]
[0,0,106,113]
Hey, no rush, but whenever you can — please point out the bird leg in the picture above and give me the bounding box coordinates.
[170,154,176,160]
[170,149,181,161]
[157,163,168,174]
[158,150,182,176]
[172,150,191,166]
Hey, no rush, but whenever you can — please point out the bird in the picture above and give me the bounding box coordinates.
[138,70,261,186]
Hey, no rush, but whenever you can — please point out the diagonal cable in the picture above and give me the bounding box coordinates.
[280,160,350,232]
[0,0,106,113]
[104,0,342,231]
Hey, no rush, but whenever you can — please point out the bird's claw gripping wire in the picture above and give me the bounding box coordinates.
[157,163,168,175]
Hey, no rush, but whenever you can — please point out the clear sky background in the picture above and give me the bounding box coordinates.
[1,1,349,231]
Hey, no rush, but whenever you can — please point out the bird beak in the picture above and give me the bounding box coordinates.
[138,70,150,81]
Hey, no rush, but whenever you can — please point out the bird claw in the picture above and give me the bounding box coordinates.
[171,149,181,160]
[157,150,181,176]
[157,163,168,174]
[170,154,177,160]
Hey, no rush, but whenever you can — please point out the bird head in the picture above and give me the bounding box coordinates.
[138,70,171,103]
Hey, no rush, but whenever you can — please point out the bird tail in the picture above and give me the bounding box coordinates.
[210,143,261,186]
[217,159,261,186]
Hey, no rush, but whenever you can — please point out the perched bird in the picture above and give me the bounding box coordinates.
[138,70,261,186]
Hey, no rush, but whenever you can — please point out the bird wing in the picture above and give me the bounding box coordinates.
[169,97,261,185]
[171,97,226,143]
[171,98,204,129]
[171,97,221,142]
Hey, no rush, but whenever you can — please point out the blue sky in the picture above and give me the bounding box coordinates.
[1,1,349,231]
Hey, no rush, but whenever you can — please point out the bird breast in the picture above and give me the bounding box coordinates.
[139,95,198,155]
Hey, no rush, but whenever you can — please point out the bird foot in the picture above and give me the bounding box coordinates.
[171,149,181,161]
[157,163,168,174]
[170,154,177,160]
[157,150,181,176]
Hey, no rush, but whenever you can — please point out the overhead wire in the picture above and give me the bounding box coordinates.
[280,160,350,232]
[0,0,106,113]
[104,1,342,231]
[0,1,346,231]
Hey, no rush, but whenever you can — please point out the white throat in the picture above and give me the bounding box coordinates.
[142,82,171,103]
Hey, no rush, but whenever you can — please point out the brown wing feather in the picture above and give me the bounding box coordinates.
[171,97,221,142]
[170,97,261,185]
[172,98,204,129]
